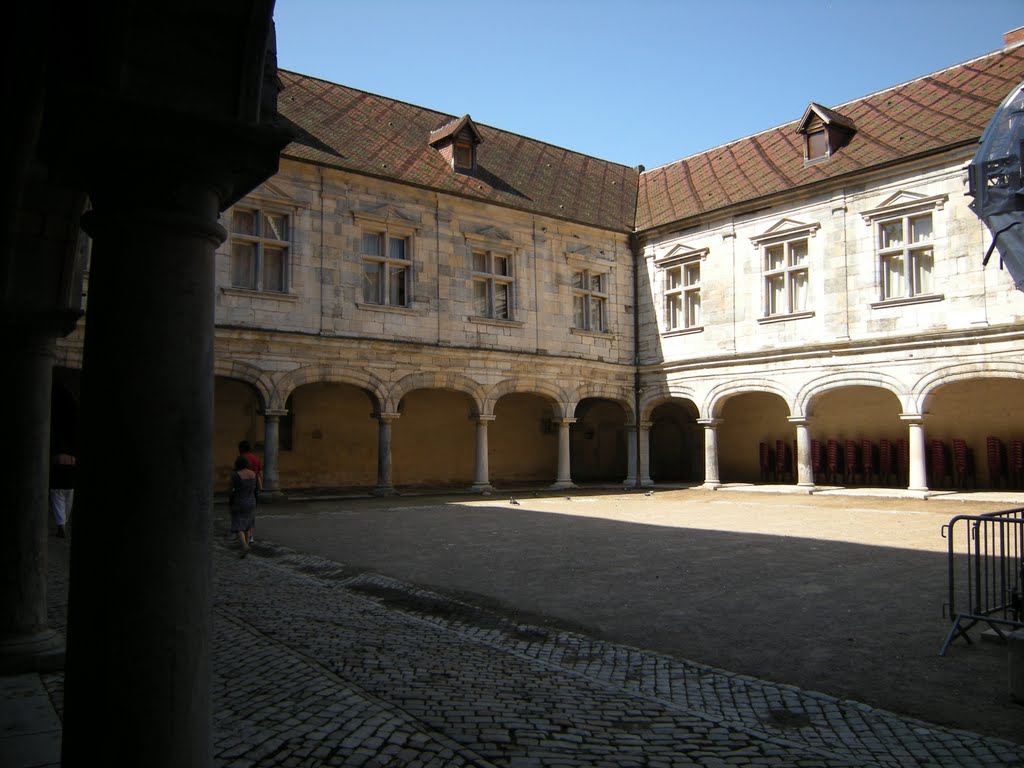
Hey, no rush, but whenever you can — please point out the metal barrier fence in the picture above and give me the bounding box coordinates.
[940,508,1024,655]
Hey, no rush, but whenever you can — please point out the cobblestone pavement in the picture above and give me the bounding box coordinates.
[36,513,1024,767]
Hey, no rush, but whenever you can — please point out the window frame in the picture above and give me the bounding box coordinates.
[751,220,819,324]
[358,226,413,308]
[655,246,707,335]
[863,192,947,309]
[571,267,609,333]
[470,247,515,320]
[228,205,292,294]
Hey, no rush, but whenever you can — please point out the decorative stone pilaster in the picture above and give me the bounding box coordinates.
[698,418,723,490]
[260,409,288,498]
[901,414,930,497]
[551,418,576,490]
[471,415,495,492]
[372,413,400,495]
[788,416,815,493]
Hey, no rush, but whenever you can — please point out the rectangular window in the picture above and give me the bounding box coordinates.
[763,238,809,316]
[572,269,607,331]
[229,207,290,293]
[472,250,514,319]
[879,213,933,300]
[665,260,701,330]
[360,229,411,306]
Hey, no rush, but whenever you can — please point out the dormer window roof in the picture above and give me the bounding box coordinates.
[797,103,856,163]
[429,114,484,173]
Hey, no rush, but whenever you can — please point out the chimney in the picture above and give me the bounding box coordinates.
[1005,27,1024,49]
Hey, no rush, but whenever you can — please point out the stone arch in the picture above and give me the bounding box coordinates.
[796,371,909,417]
[275,364,388,413]
[914,361,1024,413]
[640,383,699,422]
[704,378,795,420]
[387,370,486,415]
[571,382,636,423]
[484,378,570,418]
[215,358,274,410]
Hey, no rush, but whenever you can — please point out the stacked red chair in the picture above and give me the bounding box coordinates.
[775,439,788,483]
[1009,439,1023,489]
[878,439,893,486]
[759,442,772,482]
[987,436,1006,489]
[810,439,822,483]
[952,438,972,489]
[826,439,840,484]
[861,439,875,486]
[844,439,858,485]
[930,439,947,489]
[897,438,909,487]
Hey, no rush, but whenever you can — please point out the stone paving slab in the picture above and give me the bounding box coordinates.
[207,539,1024,767]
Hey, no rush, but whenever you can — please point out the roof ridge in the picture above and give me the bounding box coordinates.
[278,68,638,172]
[640,44,1020,177]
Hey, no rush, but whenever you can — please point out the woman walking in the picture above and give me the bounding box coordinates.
[228,456,259,558]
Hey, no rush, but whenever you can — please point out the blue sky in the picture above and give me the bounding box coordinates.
[274,0,1023,170]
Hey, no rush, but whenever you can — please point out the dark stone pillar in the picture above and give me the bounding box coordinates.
[0,317,70,671]
[61,184,225,767]
[260,409,286,497]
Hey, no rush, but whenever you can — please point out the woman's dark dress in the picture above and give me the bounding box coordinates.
[229,470,257,533]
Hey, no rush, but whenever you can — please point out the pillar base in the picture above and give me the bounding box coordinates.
[701,481,722,491]
[470,483,494,493]
[796,483,816,494]
[550,480,575,490]
[0,629,65,673]
[370,485,398,497]
[259,490,286,501]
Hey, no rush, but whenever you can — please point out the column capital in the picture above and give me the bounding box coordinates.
[899,413,926,424]
[377,412,401,423]
[263,408,289,418]
[787,416,812,426]
[474,414,496,423]
[697,418,723,427]
[556,417,577,426]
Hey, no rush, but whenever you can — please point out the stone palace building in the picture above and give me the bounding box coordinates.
[55,27,1024,497]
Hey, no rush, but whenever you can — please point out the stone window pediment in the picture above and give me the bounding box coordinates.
[750,218,820,247]
[861,191,948,223]
[352,204,420,230]
[654,243,708,268]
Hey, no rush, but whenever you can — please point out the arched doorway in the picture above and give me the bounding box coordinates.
[572,398,628,482]
[649,400,702,482]
[491,393,559,485]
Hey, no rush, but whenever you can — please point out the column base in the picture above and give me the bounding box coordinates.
[550,480,575,490]
[370,485,398,497]
[470,483,494,493]
[701,481,722,491]
[796,483,816,494]
[908,487,931,499]
[259,489,286,501]
[0,629,65,673]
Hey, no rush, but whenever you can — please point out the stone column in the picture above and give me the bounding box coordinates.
[372,413,399,495]
[261,408,287,498]
[698,418,722,490]
[639,421,653,487]
[789,417,815,493]
[0,313,76,672]
[902,414,929,497]
[624,423,639,487]
[551,417,576,490]
[61,183,226,767]
[472,415,495,492]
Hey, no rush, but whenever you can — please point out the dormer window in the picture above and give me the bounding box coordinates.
[798,103,855,164]
[429,114,483,174]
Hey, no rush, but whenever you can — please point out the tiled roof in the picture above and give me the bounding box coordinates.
[635,44,1024,232]
[277,44,1024,237]
[276,71,640,232]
